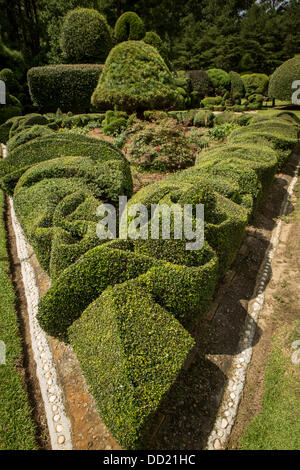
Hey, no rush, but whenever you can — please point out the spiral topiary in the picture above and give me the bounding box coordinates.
[60,8,112,63]
[268,55,300,101]
[114,11,145,42]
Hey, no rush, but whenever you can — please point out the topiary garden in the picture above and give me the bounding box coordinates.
[0,3,300,452]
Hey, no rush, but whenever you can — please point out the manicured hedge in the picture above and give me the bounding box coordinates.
[27,64,104,113]
[60,8,112,63]
[68,279,194,449]
[7,125,53,153]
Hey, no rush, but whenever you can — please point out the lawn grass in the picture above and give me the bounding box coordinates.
[239,325,300,450]
[0,189,38,450]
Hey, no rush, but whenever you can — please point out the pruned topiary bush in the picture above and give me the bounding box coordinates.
[186,70,214,100]
[268,55,300,102]
[114,12,145,42]
[68,278,194,449]
[27,64,104,113]
[206,68,231,95]
[91,41,182,114]
[60,8,112,63]
[242,73,269,97]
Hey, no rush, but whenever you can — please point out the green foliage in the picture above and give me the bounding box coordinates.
[91,41,182,113]
[269,55,300,101]
[0,105,22,126]
[242,73,269,97]
[143,31,169,65]
[7,125,53,153]
[201,96,223,109]
[206,69,231,95]
[0,133,132,198]
[124,118,196,172]
[229,71,245,100]
[27,64,104,113]
[60,8,112,63]
[114,11,145,42]
[208,122,238,141]
[68,279,194,449]
[0,36,25,79]
[186,70,214,98]
[193,110,214,128]
[0,69,20,96]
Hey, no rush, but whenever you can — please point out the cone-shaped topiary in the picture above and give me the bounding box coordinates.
[60,8,112,63]
[269,55,300,101]
[91,41,183,114]
[114,11,145,42]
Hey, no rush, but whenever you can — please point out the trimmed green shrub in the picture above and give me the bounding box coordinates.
[60,8,112,63]
[206,69,231,95]
[143,32,169,65]
[27,64,104,113]
[230,120,299,169]
[269,55,300,101]
[114,12,145,42]
[38,243,158,338]
[68,279,194,449]
[91,41,182,113]
[201,96,223,108]
[103,117,128,136]
[242,73,269,97]
[193,110,214,127]
[9,114,49,138]
[7,125,54,153]
[186,70,214,98]
[0,133,133,198]
[229,71,245,100]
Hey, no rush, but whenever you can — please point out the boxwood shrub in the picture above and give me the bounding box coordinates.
[60,8,112,64]
[68,279,194,449]
[27,64,104,113]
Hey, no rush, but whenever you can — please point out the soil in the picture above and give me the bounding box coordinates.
[4,139,300,450]
[228,161,300,449]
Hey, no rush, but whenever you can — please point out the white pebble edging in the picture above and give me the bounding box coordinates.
[1,143,72,450]
[206,152,300,450]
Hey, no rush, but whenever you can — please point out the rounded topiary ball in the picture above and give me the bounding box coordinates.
[60,8,112,63]
[206,68,231,95]
[114,12,145,42]
[269,55,300,101]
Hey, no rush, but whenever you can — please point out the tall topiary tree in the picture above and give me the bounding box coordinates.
[269,55,300,102]
[229,71,245,101]
[91,41,182,115]
[206,68,231,95]
[114,12,145,42]
[143,31,170,65]
[60,8,112,63]
[242,73,269,98]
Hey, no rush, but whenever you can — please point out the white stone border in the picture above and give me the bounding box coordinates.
[1,143,73,450]
[206,153,300,450]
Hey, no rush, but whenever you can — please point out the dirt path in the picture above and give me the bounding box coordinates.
[228,161,300,449]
